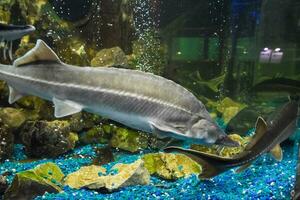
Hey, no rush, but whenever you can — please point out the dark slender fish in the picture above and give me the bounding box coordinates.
[0,39,238,147]
[0,23,35,60]
[251,78,300,94]
[165,98,299,179]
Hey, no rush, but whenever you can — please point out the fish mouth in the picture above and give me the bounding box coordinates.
[215,135,240,147]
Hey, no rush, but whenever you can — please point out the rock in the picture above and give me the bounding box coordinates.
[0,175,8,195]
[0,81,9,107]
[91,47,128,67]
[0,107,38,130]
[226,105,276,136]
[207,97,247,124]
[142,153,201,180]
[110,127,148,153]
[15,96,54,120]
[92,146,114,166]
[20,120,78,158]
[0,121,13,161]
[79,125,112,145]
[64,159,150,192]
[68,112,102,133]
[191,134,251,157]
[4,162,64,200]
[64,165,107,189]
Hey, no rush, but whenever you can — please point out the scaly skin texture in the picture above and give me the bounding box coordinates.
[0,40,235,146]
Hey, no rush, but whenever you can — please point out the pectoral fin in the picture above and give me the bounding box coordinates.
[53,97,82,118]
[235,163,252,173]
[245,117,268,150]
[8,86,25,104]
[149,121,184,139]
[270,144,283,161]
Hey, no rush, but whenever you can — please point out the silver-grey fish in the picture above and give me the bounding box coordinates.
[165,97,299,179]
[0,23,35,60]
[0,39,238,147]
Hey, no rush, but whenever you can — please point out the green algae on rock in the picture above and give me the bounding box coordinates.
[20,120,78,158]
[4,162,64,200]
[191,134,251,157]
[110,127,148,153]
[64,159,150,192]
[15,96,54,120]
[0,121,13,161]
[0,107,38,130]
[79,125,112,145]
[68,112,102,133]
[142,153,201,180]
[91,47,128,67]
[207,97,247,124]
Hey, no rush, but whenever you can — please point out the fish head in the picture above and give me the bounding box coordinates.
[190,118,239,147]
[23,25,36,34]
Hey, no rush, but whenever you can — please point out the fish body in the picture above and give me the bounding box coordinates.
[251,78,300,94]
[165,99,299,179]
[0,39,237,147]
[0,23,35,60]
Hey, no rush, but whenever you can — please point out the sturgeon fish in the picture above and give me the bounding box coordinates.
[0,23,35,60]
[165,98,299,179]
[0,39,238,146]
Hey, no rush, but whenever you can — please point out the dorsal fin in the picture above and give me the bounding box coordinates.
[245,117,268,150]
[13,39,61,67]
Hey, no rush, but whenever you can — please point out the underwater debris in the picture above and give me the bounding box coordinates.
[142,153,201,180]
[0,175,8,195]
[64,159,150,192]
[110,127,148,153]
[20,120,78,158]
[91,47,128,68]
[0,120,13,161]
[3,162,64,200]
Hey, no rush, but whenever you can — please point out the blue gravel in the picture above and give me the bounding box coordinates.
[0,129,299,199]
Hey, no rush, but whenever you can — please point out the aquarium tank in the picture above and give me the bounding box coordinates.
[0,0,299,199]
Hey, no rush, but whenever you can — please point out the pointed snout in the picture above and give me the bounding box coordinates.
[25,25,36,33]
[215,135,240,147]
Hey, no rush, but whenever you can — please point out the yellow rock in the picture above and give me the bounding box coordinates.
[191,134,251,157]
[142,153,201,180]
[64,165,106,189]
[208,97,247,123]
[64,159,150,191]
